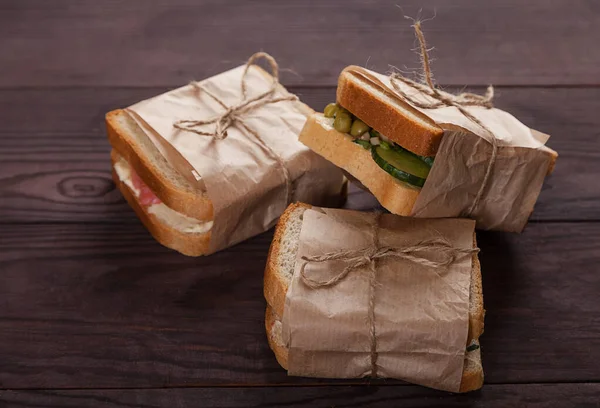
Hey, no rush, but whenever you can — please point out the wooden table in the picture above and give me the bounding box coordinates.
[1,1,599,406]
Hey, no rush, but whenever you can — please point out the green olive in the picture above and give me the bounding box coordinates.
[350,119,370,137]
[323,103,338,118]
[333,112,352,133]
[336,107,351,118]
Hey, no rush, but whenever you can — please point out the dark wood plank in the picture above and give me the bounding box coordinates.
[0,87,333,135]
[2,384,600,408]
[0,222,598,389]
[0,86,597,222]
[0,0,598,87]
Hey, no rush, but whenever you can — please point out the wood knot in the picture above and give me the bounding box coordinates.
[58,175,114,199]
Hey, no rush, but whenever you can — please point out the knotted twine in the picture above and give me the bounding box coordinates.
[299,212,479,378]
[389,22,497,216]
[173,52,298,204]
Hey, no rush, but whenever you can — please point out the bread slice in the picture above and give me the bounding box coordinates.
[107,109,213,221]
[111,149,212,256]
[337,66,444,157]
[299,113,420,216]
[264,203,484,392]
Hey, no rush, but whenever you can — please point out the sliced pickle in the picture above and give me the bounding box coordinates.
[372,146,431,187]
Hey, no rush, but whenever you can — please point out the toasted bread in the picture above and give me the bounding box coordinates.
[299,113,420,216]
[337,66,444,157]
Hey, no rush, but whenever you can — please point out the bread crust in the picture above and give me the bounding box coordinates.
[299,113,420,216]
[459,351,484,393]
[110,150,211,256]
[106,109,214,221]
[264,202,312,319]
[265,306,289,370]
[469,234,485,341]
[544,146,559,175]
[337,67,444,157]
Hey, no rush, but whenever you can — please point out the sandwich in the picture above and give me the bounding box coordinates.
[108,111,214,256]
[106,58,346,256]
[264,203,484,392]
[299,66,440,216]
[299,66,558,224]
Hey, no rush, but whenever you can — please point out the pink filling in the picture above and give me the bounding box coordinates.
[130,168,162,206]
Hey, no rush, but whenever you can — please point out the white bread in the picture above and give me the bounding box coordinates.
[110,150,212,256]
[299,113,420,216]
[106,109,213,221]
[264,203,484,392]
[337,66,444,157]
[107,109,214,221]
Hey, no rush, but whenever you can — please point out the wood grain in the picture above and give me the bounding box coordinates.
[2,384,599,408]
[1,1,598,403]
[0,0,598,87]
[0,222,598,389]
[0,86,597,222]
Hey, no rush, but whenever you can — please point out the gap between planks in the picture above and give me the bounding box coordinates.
[1,84,600,91]
[2,379,600,392]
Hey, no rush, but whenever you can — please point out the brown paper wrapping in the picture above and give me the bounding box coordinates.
[125,63,344,253]
[348,67,556,232]
[414,131,552,231]
[282,208,476,392]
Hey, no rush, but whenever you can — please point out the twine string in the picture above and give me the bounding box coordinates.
[389,22,497,216]
[299,213,479,377]
[172,52,298,204]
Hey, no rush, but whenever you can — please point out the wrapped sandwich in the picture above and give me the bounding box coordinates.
[106,53,345,256]
[264,203,484,392]
[299,27,557,232]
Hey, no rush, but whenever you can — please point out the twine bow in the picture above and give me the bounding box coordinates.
[389,22,497,216]
[299,238,472,289]
[299,213,479,377]
[173,52,298,203]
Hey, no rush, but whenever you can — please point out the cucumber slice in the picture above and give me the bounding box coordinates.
[372,146,431,187]
[390,143,435,167]
[421,156,435,167]
[379,145,432,179]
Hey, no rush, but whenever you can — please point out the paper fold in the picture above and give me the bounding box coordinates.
[347,67,556,232]
[282,208,476,392]
[127,63,344,253]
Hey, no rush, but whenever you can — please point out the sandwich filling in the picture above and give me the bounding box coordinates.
[113,157,213,234]
[324,103,433,188]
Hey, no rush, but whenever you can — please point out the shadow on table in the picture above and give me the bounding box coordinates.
[475,229,517,347]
